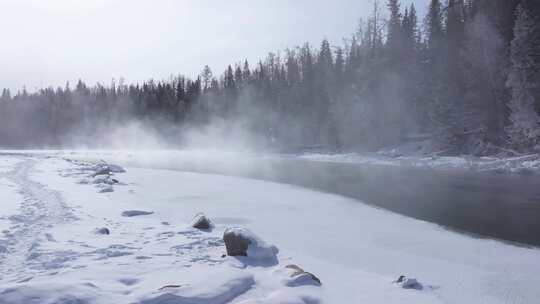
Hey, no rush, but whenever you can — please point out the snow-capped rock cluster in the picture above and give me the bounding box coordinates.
[60,159,126,193]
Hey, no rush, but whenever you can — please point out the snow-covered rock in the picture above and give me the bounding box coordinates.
[280,264,322,287]
[92,176,115,185]
[121,210,154,217]
[395,276,423,290]
[107,164,126,173]
[92,165,111,177]
[97,184,114,193]
[191,213,213,230]
[223,227,278,260]
[95,227,110,235]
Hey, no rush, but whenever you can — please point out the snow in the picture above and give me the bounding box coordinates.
[138,270,255,304]
[0,151,539,303]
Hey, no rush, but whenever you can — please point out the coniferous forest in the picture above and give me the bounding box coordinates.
[1,0,539,155]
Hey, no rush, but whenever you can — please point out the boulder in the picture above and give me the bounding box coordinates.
[92,165,111,177]
[108,164,126,173]
[395,275,422,290]
[282,265,322,287]
[190,213,212,230]
[95,227,110,235]
[92,176,115,185]
[223,227,278,259]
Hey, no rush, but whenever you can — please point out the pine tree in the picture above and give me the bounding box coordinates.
[386,0,402,60]
[334,47,345,85]
[234,64,243,88]
[506,1,540,150]
[426,0,444,53]
[242,60,251,84]
[201,65,213,92]
[318,38,334,84]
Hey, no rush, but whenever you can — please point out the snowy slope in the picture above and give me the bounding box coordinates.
[0,152,539,303]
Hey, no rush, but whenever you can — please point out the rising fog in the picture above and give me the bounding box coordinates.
[1,0,538,158]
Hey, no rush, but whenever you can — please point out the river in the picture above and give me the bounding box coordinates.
[155,156,540,247]
[64,151,540,247]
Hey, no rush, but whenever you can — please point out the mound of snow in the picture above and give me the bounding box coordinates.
[0,283,100,304]
[237,293,319,304]
[278,264,322,287]
[223,227,278,260]
[139,273,255,304]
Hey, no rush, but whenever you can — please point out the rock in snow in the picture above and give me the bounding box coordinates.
[95,227,110,235]
[97,184,114,193]
[190,213,213,230]
[121,210,154,217]
[107,164,126,173]
[223,227,278,260]
[92,176,115,185]
[90,163,125,177]
[92,165,111,177]
[395,275,423,290]
[282,264,322,287]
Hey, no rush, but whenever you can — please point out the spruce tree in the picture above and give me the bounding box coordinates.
[506,1,540,150]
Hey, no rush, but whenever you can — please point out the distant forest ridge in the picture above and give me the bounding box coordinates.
[1,0,539,155]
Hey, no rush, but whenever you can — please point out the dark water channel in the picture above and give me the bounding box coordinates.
[128,156,540,247]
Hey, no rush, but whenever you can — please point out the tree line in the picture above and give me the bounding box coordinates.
[1,0,539,154]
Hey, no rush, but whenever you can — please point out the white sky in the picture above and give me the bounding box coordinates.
[0,0,428,92]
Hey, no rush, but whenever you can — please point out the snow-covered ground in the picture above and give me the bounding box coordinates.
[0,152,539,303]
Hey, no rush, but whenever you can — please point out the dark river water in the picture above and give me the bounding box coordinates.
[149,156,540,247]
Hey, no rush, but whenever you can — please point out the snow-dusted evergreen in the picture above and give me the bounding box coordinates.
[506,1,540,151]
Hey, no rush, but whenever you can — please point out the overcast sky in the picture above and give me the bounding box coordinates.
[0,0,428,92]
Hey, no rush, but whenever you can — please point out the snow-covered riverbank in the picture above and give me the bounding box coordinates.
[298,152,540,174]
[5,149,540,174]
[1,152,539,303]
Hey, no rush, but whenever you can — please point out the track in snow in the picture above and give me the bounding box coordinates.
[0,157,77,283]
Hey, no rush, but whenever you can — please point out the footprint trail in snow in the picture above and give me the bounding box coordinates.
[0,157,77,283]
